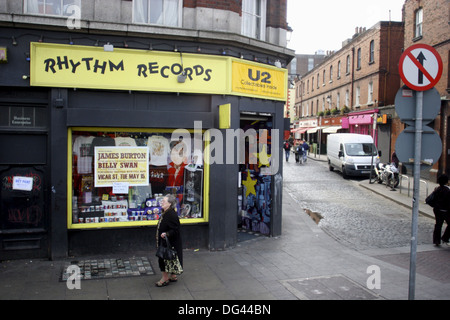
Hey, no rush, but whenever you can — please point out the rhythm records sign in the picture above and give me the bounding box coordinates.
[30,42,287,101]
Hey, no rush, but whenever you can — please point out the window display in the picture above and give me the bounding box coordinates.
[68,128,207,229]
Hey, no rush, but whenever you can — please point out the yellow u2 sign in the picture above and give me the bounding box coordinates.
[231,60,287,100]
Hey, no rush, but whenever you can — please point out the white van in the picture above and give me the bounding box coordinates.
[327,133,380,178]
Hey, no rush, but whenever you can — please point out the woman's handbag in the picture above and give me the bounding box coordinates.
[425,190,437,208]
[164,254,183,275]
[155,237,177,261]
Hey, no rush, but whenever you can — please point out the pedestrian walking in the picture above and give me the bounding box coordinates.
[301,140,309,163]
[155,194,183,287]
[294,141,301,163]
[283,140,291,162]
[430,174,450,246]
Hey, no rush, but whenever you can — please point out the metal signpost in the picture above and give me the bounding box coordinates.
[396,44,443,300]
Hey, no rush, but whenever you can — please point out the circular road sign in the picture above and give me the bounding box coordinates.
[395,126,442,170]
[399,44,443,91]
[394,86,441,126]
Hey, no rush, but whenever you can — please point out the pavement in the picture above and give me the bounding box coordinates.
[0,154,449,302]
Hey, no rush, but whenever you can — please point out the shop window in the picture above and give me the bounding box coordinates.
[24,0,80,16]
[133,0,182,27]
[69,127,207,229]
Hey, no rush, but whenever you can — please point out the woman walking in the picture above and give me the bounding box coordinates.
[155,194,183,287]
[432,174,450,246]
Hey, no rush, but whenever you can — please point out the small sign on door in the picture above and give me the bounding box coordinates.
[12,176,34,191]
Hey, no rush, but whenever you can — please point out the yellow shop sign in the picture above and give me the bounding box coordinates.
[231,60,287,100]
[30,42,287,101]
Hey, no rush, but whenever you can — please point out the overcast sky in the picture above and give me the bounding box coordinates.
[286,0,406,54]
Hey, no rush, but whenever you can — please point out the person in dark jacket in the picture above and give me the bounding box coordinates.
[432,174,450,246]
[155,194,183,286]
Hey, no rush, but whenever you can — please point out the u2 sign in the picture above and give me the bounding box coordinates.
[399,44,443,91]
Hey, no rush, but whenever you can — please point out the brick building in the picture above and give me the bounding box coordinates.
[402,0,450,179]
[293,21,404,160]
[0,0,294,260]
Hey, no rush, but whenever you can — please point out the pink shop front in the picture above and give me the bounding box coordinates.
[346,109,379,145]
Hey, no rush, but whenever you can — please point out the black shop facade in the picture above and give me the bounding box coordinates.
[0,33,288,260]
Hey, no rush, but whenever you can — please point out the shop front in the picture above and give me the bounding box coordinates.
[0,36,288,259]
[347,109,379,145]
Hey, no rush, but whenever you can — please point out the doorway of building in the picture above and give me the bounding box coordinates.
[237,114,273,241]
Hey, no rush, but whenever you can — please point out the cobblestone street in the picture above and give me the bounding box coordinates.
[283,157,435,251]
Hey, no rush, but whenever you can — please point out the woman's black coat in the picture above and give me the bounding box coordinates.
[157,208,183,267]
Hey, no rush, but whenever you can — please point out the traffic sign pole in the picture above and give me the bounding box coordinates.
[398,44,443,300]
[408,91,423,300]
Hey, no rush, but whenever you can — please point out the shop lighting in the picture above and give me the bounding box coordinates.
[12,36,17,46]
[104,42,114,52]
[124,41,128,48]
[177,72,186,83]
[274,60,282,68]
[177,51,186,83]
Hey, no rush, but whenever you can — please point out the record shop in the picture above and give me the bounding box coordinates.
[0,35,289,260]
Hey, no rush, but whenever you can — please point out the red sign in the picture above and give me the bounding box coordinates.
[399,44,443,91]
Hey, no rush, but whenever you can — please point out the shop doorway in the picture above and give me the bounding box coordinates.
[0,132,49,260]
[237,113,273,241]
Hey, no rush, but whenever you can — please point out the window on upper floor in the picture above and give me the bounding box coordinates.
[242,0,267,41]
[355,86,360,106]
[133,0,182,27]
[24,0,80,16]
[369,40,375,64]
[357,48,361,70]
[346,55,350,74]
[368,82,373,104]
[329,65,333,82]
[415,8,423,38]
[337,61,341,79]
[323,70,326,86]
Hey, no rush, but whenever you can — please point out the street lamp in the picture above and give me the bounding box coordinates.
[286,25,293,44]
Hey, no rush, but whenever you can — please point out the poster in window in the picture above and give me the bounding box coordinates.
[181,168,203,218]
